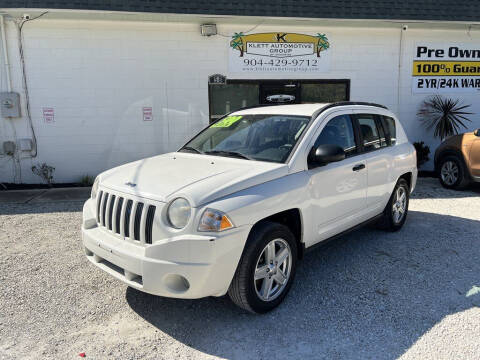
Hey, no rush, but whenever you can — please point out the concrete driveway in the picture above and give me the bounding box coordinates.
[0,178,479,359]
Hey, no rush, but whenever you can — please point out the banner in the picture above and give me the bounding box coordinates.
[412,43,480,93]
[229,32,331,73]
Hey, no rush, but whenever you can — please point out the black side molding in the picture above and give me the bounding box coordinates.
[302,213,383,255]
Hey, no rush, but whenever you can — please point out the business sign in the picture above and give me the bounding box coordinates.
[42,107,54,123]
[412,43,480,93]
[209,74,227,85]
[229,32,331,73]
[142,107,153,121]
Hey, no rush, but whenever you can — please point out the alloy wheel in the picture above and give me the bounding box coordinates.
[441,161,459,186]
[254,238,292,302]
[392,186,407,224]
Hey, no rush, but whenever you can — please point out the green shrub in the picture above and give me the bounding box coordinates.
[31,163,55,186]
[80,175,95,187]
[413,141,430,168]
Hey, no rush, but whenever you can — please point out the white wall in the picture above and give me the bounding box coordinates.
[0,16,479,183]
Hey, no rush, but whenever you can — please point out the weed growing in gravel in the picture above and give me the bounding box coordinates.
[31,163,55,186]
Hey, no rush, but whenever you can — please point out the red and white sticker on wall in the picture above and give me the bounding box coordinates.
[143,107,153,121]
[43,107,54,123]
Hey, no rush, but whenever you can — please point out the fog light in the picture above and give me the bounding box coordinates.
[163,274,190,293]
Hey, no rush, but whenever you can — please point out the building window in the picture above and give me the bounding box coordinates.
[301,82,349,103]
[209,83,259,122]
[208,79,350,123]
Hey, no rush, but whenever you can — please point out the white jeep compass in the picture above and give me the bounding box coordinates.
[82,102,417,313]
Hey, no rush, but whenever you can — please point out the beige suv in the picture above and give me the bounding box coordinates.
[435,129,480,189]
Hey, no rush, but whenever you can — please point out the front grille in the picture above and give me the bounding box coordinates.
[124,200,133,238]
[96,191,156,244]
[115,197,123,232]
[145,205,156,244]
[133,203,144,241]
[101,193,109,226]
[107,195,116,230]
[96,191,103,222]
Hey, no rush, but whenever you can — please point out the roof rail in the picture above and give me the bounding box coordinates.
[235,101,388,113]
[219,101,388,122]
[309,101,388,121]
[323,101,388,110]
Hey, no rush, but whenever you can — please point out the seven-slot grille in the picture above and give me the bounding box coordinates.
[96,190,156,244]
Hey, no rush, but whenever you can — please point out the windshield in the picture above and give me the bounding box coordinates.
[180,114,311,163]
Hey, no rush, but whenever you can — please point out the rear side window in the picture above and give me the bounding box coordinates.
[356,115,382,152]
[374,116,388,148]
[381,116,396,146]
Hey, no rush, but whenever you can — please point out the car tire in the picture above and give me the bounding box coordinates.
[438,155,470,190]
[377,178,410,232]
[228,221,297,314]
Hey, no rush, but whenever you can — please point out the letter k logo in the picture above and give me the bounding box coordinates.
[276,33,287,42]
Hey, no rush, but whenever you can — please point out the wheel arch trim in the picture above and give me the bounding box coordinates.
[248,208,304,259]
[435,150,472,180]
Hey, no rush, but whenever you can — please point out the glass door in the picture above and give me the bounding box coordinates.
[209,83,259,122]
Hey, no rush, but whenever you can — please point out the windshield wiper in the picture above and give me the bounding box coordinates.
[205,150,252,160]
[179,146,203,154]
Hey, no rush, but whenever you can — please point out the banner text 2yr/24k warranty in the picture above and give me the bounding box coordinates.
[412,44,480,93]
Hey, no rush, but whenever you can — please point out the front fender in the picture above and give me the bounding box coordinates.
[198,171,310,228]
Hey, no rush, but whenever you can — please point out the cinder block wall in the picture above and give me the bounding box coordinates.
[0,17,478,183]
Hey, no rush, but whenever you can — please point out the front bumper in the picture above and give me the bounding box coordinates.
[82,200,250,299]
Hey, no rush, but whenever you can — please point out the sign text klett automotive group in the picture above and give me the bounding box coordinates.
[412,44,480,93]
[229,32,331,73]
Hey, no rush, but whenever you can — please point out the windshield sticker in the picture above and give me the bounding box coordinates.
[211,116,243,128]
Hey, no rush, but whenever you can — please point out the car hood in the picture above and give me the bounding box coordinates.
[99,152,289,206]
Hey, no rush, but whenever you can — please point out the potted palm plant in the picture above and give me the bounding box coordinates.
[417,95,472,140]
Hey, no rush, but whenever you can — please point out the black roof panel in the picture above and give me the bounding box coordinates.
[1,1,480,22]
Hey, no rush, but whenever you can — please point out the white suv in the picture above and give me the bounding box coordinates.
[82,102,417,313]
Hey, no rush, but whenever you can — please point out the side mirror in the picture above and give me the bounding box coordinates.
[474,129,480,137]
[308,144,346,169]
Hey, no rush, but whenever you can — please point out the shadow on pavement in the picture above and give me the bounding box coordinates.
[126,210,480,359]
[0,187,90,215]
[412,177,480,199]
[0,202,84,215]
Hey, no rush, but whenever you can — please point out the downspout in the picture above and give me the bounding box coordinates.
[0,15,12,92]
[397,24,406,114]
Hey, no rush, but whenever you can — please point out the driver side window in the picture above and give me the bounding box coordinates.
[314,114,357,157]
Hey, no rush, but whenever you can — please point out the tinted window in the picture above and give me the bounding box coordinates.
[381,116,396,145]
[375,117,388,148]
[357,115,381,152]
[314,115,357,157]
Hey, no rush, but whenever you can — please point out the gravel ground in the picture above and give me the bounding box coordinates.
[1,178,479,360]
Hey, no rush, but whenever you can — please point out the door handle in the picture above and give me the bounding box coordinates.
[352,164,365,172]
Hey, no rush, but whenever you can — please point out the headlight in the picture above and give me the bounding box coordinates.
[198,208,234,232]
[167,198,191,229]
[91,177,99,199]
